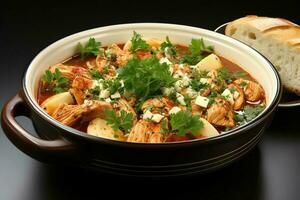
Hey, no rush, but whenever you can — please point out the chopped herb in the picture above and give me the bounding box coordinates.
[160,119,170,134]
[118,56,176,102]
[104,109,133,133]
[160,36,177,56]
[103,79,122,94]
[129,31,151,52]
[170,110,203,136]
[89,85,101,96]
[217,68,249,84]
[181,38,214,65]
[89,69,103,80]
[235,105,265,124]
[42,68,69,93]
[190,79,208,91]
[208,91,218,106]
[78,38,101,59]
[233,71,248,79]
[240,81,248,89]
[229,87,237,94]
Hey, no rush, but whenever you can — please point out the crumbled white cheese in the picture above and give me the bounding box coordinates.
[92,79,104,90]
[83,99,93,107]
[111,91,121,99]
[173,70,184,78]
[195,95,209,108]
[169,66,174,74]
[233,91,240,99]
[182,75,190,86]
[159,57,172,65]
[105,98,112,103]
[143,110,153,120]
[176,93,186,106]
[169,106,181,115]
[120,80,124,87]
[162,87,175,96]
[186,87,198,98]
[221,89,234,104]
[99,89,110,99]
[152,114,164,123]
[200,78,209,84]
[189,65,197,69]
[178,64,185,69]
[175,80,184,92]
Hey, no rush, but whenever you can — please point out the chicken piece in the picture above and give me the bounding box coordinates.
[109,44,132,66]
[49,64,90,81]
[51,100,112,126]
[72,76,93,90]
[113,98,138,124]
[127,120,164,143]
[228,84,245,110]
[207,98,235,127]
[207,69,224,92]
[191,100,204,116]
[234,79,264,102]
[141,97,175,115]
[69,88,86,105]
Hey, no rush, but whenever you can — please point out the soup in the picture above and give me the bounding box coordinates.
[37,32,266,143]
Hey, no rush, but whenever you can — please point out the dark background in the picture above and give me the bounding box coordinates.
[1,1,300,200]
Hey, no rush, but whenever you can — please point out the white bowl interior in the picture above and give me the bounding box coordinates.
[25,23,278,115]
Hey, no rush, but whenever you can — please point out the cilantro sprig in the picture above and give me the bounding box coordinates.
[160,36,177,56]
[129,31,151,52]
[235,105,265,124]
[42,68,69,93]
[78,38,101,59]
[170,110,203,136]
[89,69,103,80]
[104,109,134,133]
[181,38,214,65]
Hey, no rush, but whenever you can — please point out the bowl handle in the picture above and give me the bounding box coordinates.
[1,92,79,162]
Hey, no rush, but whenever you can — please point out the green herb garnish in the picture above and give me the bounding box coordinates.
[89,69,103,80]
[190,79,208,91]
[118,56,176,101]
[181,38,214,65]
[104,109,133,133]
[160,36,177,56]
[129,31,151,52]
[78,38,101,59]
[235,105,265,124]
[89,85,101,96]
[42,68,69,93]
[103,79,122,94]
[170,110,203,136]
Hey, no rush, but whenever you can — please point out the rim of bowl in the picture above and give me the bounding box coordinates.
[22,23,282,148]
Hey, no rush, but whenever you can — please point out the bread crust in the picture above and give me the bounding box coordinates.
[226,15,300,95]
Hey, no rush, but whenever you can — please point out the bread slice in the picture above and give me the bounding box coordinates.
[225,15,300,95]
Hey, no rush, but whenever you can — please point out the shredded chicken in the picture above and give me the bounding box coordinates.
[234,79,264,102]
[49,64,90,81]
[127,120,164,143]
[207,98,235,127]
[51,100,112,126]
[141,97,175,115]
[228,84,245,110]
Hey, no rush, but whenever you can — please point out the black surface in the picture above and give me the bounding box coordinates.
[1,1,300,199]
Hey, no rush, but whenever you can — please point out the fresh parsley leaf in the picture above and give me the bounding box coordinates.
[160,119,170,134]
[118,56,176,101]
[104,109,133,133]
[190,79,208,91]
[243,105,265,121]
[89,85,101,96]
[78,38,101,59]
[233,71,248,79]
[103,79,122,94]
[42,68,69,93]
[208,91,218,106]
[181,38,214,65]
[235,105,265,124]
[129,31,150,52]
[170,110,203,136]
[89,69,103,80]
[240,81,248,89]
[160,36,177,56]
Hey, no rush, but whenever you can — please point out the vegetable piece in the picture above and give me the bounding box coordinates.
[104,109,133,134]
[235,105,265,124]
[42,68,70,93]
[117,56,176,101]
[129,31,151,52]
[195,53,223,72]
[78,38,101,59]
[170,110,203,136]
[87,118,125,141]
[195,118,219,138]
[181,38,214,65]
[89,69,103,80]
[160,36,177,56]
[41,92,74,115]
